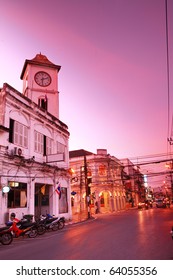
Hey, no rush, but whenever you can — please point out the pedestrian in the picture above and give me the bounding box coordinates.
[95,201,99,214]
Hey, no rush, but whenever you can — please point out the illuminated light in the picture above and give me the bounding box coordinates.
[2,186,10,193]
[99,191,103,197]
[165,162,172,168]
[9,181,19,187]
[68,168,75,175]
[82,193,86,199]
[144,174,148,183]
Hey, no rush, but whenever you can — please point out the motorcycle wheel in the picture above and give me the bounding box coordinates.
[52,223,59,231]
[1,233,13,245]
[58,221,65,230]
[28,228,38,238]
[37,225,46,235]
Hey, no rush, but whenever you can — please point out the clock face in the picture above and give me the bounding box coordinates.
[34,71,51,87]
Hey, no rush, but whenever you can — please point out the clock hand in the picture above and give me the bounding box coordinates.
[41,77,48,80]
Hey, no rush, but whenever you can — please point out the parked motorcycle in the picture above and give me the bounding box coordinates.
[6,213,38,238]
[20,215,46,235]
[0,226,13,245]
[8,220,38,238]
[58,217,65,229]
[170,226,173,239]
[39,214,65,231]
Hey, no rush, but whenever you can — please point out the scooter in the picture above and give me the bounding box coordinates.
[39,214,65,231]
[0,226,13,245]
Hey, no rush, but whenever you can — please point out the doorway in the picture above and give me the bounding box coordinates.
[35,183,50,218]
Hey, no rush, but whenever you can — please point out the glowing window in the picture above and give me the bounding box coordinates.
[99,164,107,176]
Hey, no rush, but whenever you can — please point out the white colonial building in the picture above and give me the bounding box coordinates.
[0,53,71,225]
[70,149,126,218]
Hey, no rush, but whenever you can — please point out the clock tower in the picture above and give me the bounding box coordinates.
[20,53,61,118]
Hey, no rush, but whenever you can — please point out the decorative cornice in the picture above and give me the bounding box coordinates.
[0,125,9,132]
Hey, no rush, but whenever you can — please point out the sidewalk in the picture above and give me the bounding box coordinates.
[66,206,138,225]
[66,211,90,225]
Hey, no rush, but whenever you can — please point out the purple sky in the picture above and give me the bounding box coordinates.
[1,0,173,165]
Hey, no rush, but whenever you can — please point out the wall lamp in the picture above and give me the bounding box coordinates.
[2,185,10,195]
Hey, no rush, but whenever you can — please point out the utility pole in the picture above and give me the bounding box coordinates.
[84,155,90,219]
[79,166,83,222]
[171,160,173,199]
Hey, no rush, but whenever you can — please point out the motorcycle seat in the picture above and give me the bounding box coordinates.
[0,226,10,232]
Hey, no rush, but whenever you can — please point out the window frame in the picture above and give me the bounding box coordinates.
[57,141,65,154]
[38,96,48,110]
[9,119,28,148]
[34,131,53,156]
[34,131,44,154]
[46,136,53,155]
[7,182,27,208]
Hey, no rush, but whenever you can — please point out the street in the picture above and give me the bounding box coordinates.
[0,207,173,260]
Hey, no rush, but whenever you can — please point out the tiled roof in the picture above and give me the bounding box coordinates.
[20,53,61,79]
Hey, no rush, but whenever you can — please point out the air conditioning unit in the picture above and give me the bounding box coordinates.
[13,147,23,156]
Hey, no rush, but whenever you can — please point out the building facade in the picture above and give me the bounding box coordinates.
[121,158,146,206]
[0,54,71,225]
[69,149,126,218]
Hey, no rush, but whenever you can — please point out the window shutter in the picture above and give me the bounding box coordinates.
[43,135,46,156]
[9,118,14,143]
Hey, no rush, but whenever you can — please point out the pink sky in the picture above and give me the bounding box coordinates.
[1,0,173,174]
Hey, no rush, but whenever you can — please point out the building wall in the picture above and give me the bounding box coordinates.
[121,158,146,206]
[0,83,71,225]
[70,150,126,217]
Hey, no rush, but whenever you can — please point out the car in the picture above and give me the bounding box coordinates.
[137,201,149,209]
[156,199,166,208]
[138,202,145,209]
